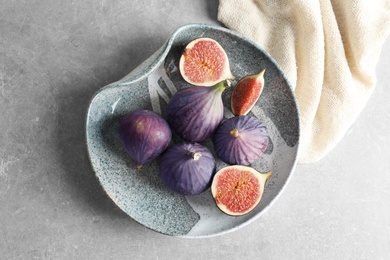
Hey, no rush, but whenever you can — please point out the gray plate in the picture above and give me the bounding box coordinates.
[86,23,300,238]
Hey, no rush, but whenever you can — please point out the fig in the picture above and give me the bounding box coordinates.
[159,142,216,195]
[167,80,230,142]
[211,165,272,216]
[212,116,269,165]
[179,37,234,87]
[118,110,171,170]
[231,69,266,116]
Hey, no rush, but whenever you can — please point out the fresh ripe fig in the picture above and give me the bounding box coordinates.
[213,116,269,165]
[119,110,171,170]
[159,142,216,195]
[167,80,230,142]
[211,165,272,216]
[231,69,266,116]
[179,37,234,87]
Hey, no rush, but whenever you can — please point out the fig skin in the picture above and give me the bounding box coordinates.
[118,110,171,169]
[159,142,216,196]
[167,80,229,142]
[212,116,269,165]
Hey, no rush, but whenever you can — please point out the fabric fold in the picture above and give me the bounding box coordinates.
[218,0,390,163]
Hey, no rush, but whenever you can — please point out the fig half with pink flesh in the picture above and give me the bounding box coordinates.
[211,165,272,216]
[179,38,234,87]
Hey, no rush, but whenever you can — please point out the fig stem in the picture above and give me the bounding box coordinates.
[189,152,202,161]
[260,171,272,181]
[230,128,239,137]
[213,80,231,93]
[136,165,143,171]
[257,68,266,78]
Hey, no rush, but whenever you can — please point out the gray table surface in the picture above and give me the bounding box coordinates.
[1,1,389,259]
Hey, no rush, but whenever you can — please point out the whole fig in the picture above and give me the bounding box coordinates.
[159,142,216,195]
[213,116,269,165]
[167,80,229,142]
[119,110,171,169]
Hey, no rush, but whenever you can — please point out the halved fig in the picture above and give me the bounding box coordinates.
[211,165,272,216]
[231,69,266,116]
[179,38,234,87]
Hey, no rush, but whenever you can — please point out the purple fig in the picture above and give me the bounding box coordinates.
[213,116,269,165]
[167,80,229,142]
[119,110,171,169]
[159,142,216,195]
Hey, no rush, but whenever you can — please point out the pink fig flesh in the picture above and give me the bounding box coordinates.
[231,69,266,116]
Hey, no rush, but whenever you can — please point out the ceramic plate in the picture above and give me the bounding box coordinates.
[86,24,300,238]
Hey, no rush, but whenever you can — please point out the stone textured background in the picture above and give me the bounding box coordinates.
[1,0,389,259]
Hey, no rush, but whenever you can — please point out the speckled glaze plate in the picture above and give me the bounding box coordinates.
[86,24,300,238]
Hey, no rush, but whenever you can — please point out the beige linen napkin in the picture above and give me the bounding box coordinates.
[218,0,390,163]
